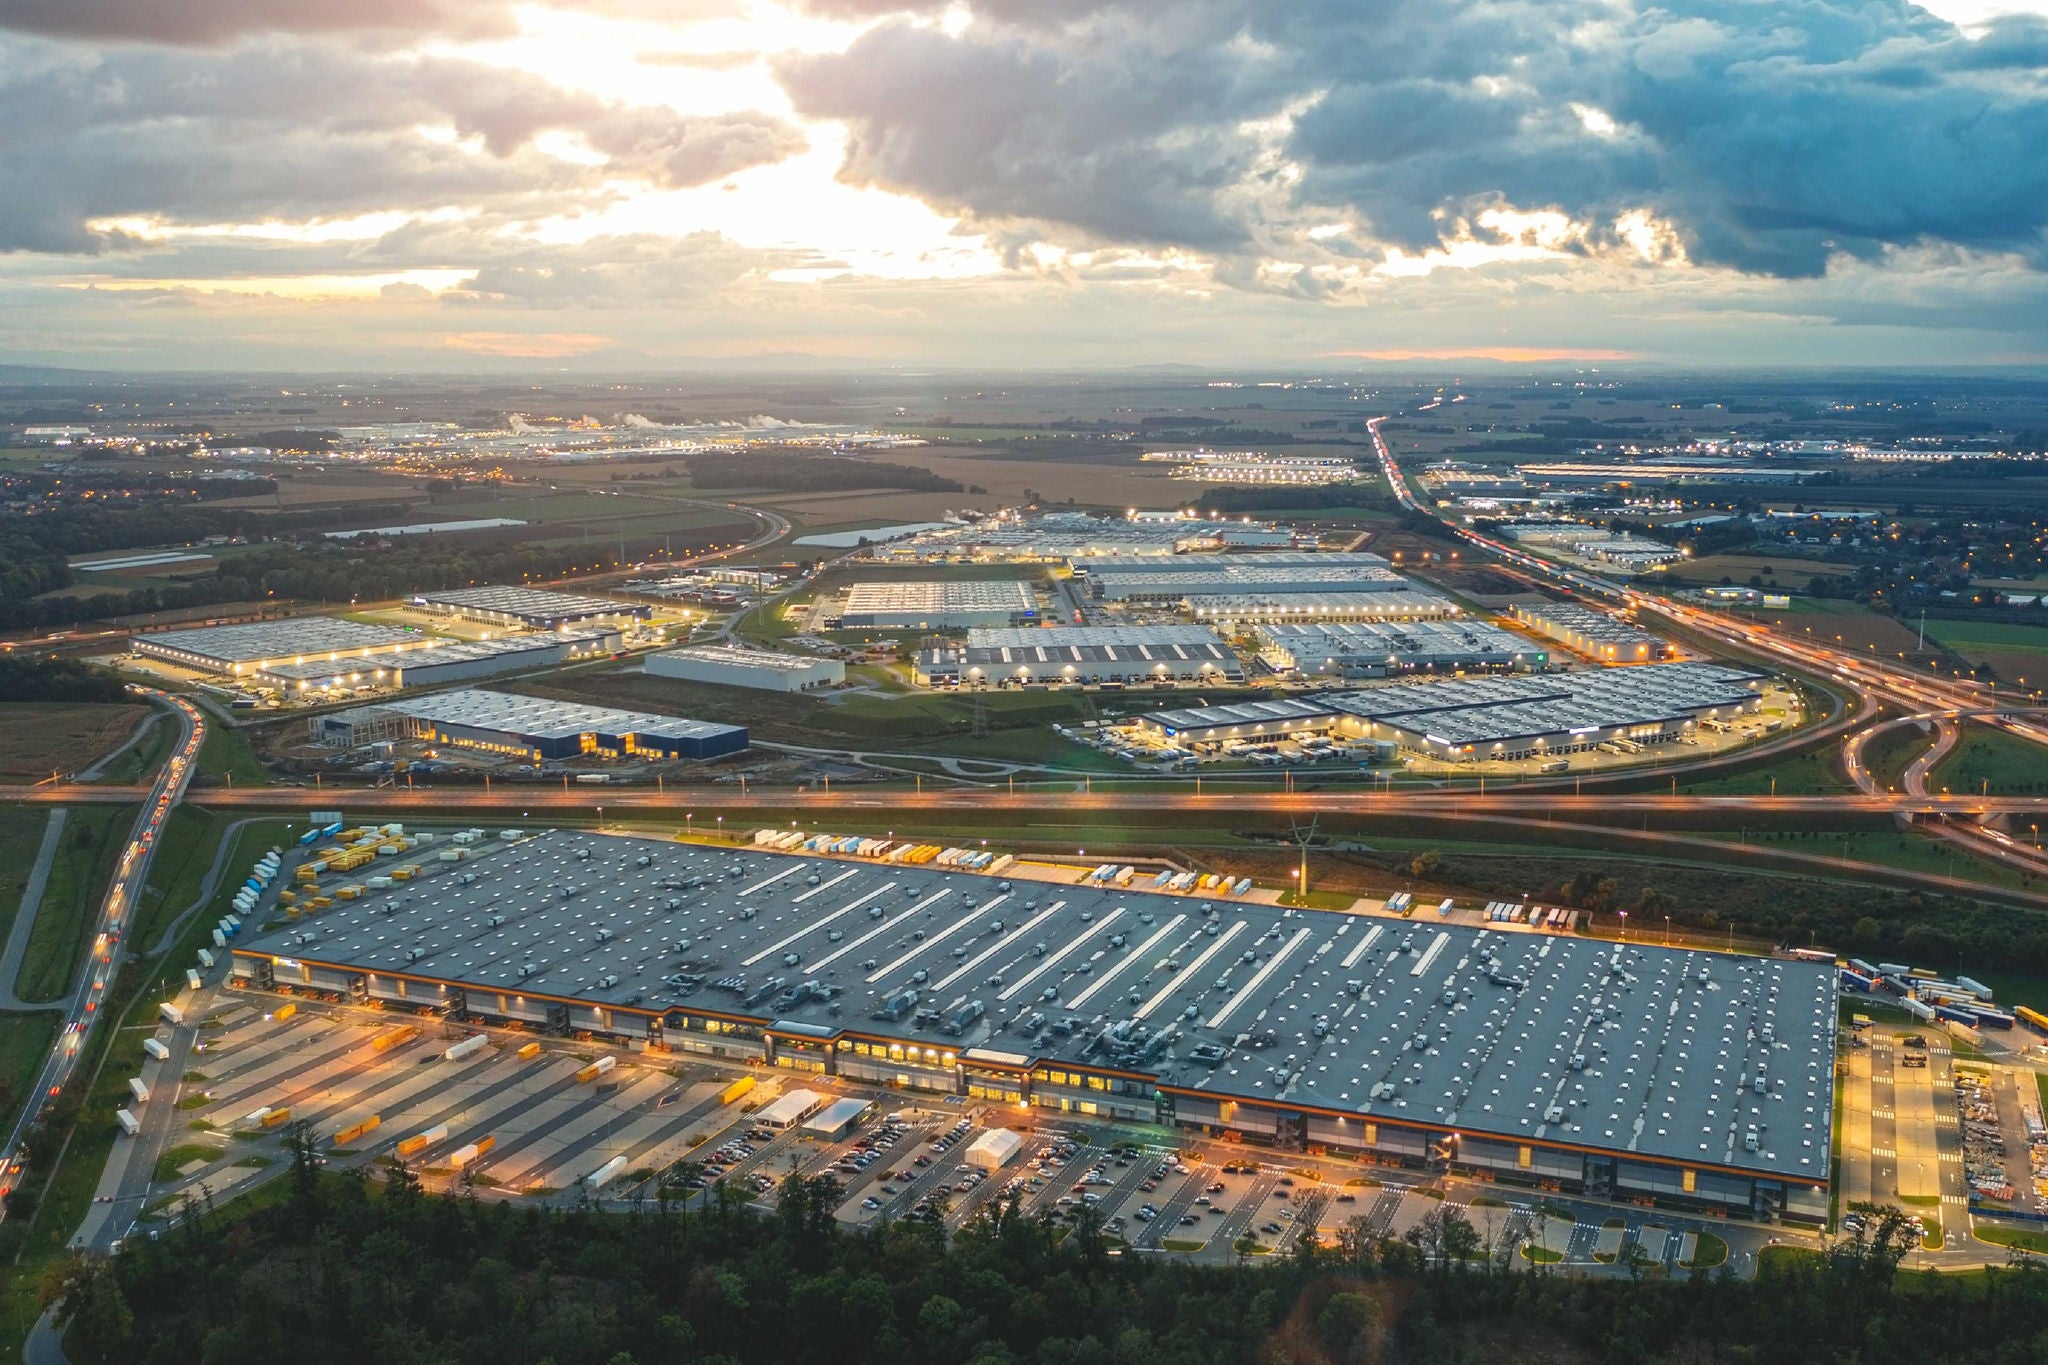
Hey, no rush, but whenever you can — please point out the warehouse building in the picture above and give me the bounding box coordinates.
[412,585,651,630]
[253,629,621,693]
[1137,662,1764,762]
[1511,602,1667,663]
[887,513,1295,561]
[646,644,845,693]
[232,830,1833,1224]
[1185,590,1460,625]
[1076,551,1386,578]
[132,617,429,677]
[913,625,1243,688]
[838,580,1037,628]
[1256,620,1546,678]
[311,688,747,761]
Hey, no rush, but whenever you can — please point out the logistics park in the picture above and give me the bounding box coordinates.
[26,475,2048,1289]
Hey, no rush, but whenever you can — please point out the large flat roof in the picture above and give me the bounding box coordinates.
[239,831,1833,1180]
[135,617,420,665]
[414,585,641,618]
[650,644,837,674]
[1145,663,1763,740]
[842,581,1036,612]
[372,688,744,743]
[257,630,613,683]
[1077,552,1387,575]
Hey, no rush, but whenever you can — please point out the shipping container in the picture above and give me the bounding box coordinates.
[332,1116,381,1146]
[444,1034,489,1063]
[575,1055,618,1083]
[185,968,203,991]
[370,1025,420,1054]
[516,1040,542,1059]
[142,1037,170,1061]
[115,1110,140,1137]
[396,1124,449,1158]
[586,1155,629,1188]
[274,1002,297,1021]
[718,1075,757,1106]
[197,948,215,969]
[1956,976,1994,1000]
[262,1107,291,1129]
[128,1077,150,1104]
[158,1002,184,1026]
[447,1136,496,1169]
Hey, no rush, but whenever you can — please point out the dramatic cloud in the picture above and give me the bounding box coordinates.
[0,39,805,253]
[781,0,2048,278]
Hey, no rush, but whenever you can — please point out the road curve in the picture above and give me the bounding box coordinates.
[0,689,204,1215]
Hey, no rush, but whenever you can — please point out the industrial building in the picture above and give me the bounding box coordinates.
[1511,602,1667,663]
[311,688,747,762]
[412,585,651,630]
[645,644,845,693]
[253,629,621,693]
[886,512,1294,561]
[1183,591,1459,625]
[1256,620,1546,678]
[913,625,1243,688]
[838,580,1037,629]
[132,617,429,678]
[231,830,1833,1223]
[1138,662,1765,762]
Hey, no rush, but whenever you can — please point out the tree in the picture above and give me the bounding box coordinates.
[1317,1290,1382,1365]
[1409,850,1443,880]
[41,1252,134,1363]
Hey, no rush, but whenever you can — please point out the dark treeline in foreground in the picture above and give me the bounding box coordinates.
[41,1137,2048,1365]
[0,655,129,704]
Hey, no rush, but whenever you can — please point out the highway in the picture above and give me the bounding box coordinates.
[1366,415,2048,879]
[0,688,203,1212]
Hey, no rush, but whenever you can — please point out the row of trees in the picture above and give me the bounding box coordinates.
[44,1130,2048,1365]
[0,655,128,703]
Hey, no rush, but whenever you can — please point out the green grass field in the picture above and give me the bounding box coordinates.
[1674,746,1852,796]
[13,804,130,1005]
[1929,725,2048,797]
[89,710,175,785]
[1924,620,2048,653]
[0,807,59,954]
[0,1011,60,1151]
[195,721,270,787]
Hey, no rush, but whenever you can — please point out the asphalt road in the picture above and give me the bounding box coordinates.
[0,688,203,1217]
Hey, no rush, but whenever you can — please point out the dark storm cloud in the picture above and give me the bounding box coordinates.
[0,40,805,253]
[779,0,2048,277]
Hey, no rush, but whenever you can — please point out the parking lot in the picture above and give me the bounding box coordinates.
[118,983,1784,1279]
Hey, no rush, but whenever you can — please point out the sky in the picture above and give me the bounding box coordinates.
[3,0,2048,372]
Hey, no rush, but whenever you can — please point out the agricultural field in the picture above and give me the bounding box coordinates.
[1922,618,2048,685]
[1671,555,1830,591]
[1739,600,1928,658]
[0,702,151,781]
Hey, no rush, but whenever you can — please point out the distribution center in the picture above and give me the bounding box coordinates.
[838,580,1038,629]
[232,830,1833,1223]
[252,629,620,693]
[914,625,1244,687]
[412,585,652,630]
[1137,662,1765,761]
[645,644,846,693]
[311,688,747,761]
[132,616,429,677]
[1511,602,1667,664]
[1256,620,1546,677]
